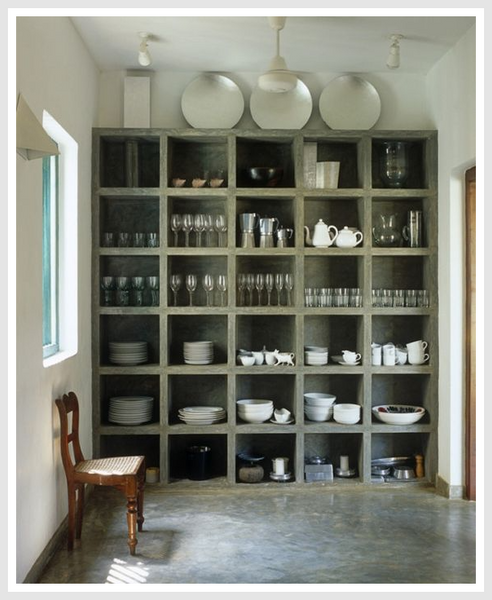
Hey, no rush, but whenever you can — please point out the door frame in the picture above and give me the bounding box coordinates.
[464,166,476,501]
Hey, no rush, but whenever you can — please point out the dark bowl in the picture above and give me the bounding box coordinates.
[246,167,283,187]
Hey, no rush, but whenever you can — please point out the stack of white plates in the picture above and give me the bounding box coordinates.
[108,396,154,425]
[304,346,328,366]
[183,341,214,365]
[109,341,148,365]
[178,406,226,425]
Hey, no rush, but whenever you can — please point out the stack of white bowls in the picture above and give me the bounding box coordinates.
[333,403,361,424]
[183,341,214,365]
[304,345,328,366]
[237,399,273,423]
[304,392,336,422]
[109,341,148,365]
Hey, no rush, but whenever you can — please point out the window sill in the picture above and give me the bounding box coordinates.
[43,349,76,369]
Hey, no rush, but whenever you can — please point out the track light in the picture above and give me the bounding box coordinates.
[138,32,152,67]
[386,34,403,70]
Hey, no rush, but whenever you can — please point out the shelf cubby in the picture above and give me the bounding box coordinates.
[236,137,296,188]
[304,315,364,361]
[168,314,228,366]
[100,434,161,469]
[169,434,228,481]
[371,315,432,358]
[236,374,296,424]
[235,433,297,483]
[303,138,363,189]
[167,374,228,425]
[99,314,160,366]
[167,255,228,307]
[99,374,160,426]
[99,136,160,188]
[236,315,296,355]
[371,374,432,422]
[167,136,229,187]
[304,374,364,407]
[304,196,364,242]
[304,433,363,480]
[99,195,160,245]
[304,256,364,290]
[371,138,429,190]
[371,432,432,482]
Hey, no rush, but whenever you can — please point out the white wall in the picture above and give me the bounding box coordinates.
[427,24,476,490]
[99,69,433,130]
[16,16,99,582]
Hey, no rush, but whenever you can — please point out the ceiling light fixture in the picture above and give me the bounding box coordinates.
[138,32,152,67]
[258,17,298,93]
[386,34,403,70]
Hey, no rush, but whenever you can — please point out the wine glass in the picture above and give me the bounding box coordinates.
[131,276,145,307]
[255,273,265,306]
[237,273,246,307]
[169,274,183,307]
[170,214,182,247]
[217,274,227,307]
[185,274,198,306]
[101,276,115,306]
[265,273,274,306]
[214,214,228,247]
[146,276,159,306]
[194,214,206,247]
[246,273,255,307]
[284,273,294,306]
[204,214,215,247]
[202,274,215,307]
[274,273,284,306]
[181,213,194,248]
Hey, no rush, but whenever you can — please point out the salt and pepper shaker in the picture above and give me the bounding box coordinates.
[415,454,424,478]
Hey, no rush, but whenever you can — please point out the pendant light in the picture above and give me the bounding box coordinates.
[258,17,298,93]
[138,32,152,67]
[386,34,403,70]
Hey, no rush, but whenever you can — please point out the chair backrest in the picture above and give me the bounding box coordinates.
[55,392,86,479]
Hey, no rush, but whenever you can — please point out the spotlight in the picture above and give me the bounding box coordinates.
[386,34,403,70]
[138,32,152,67]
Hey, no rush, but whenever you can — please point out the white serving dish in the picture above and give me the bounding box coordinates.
[372,405,425,425]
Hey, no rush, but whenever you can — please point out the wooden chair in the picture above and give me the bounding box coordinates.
[55,391,145,555]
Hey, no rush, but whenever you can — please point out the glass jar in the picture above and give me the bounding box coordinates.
[380,141,409,188]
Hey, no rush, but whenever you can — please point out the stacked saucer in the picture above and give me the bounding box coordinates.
[304,345,328,366]
[109,341,148,365]
[178,406,226,425]
[183,341,214,365]
[108,396,154,425]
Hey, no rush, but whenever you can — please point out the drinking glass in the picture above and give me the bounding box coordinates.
[133,233,146,248]
[265,273,274,306]
[217,274,228,307]
[405,289,418,308]
[117,232,131,248]
[284,273,294,306]
[194,214,206,247]
[131,276,145,306]
[116,276,130,306]
[169,274,183,307]
[102,232,114,247]
[186,274,198,306]
[202,274,215,307]
[418,289,430,308]
[170,214,182,247]
[181,213,194,248]
[237,273,246,307]
[204,214,215,247]
[146,232,159,248]
[214,214,228,248]
[147,276,160,306]
[101,276,115,306]
[393,289,405,307]
[274,273,284,306]
[246,273,255,307]
[255,274,265,306]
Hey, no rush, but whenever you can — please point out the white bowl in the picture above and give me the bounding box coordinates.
[372,405,425,425]
[333,403,361,424]
[304,346,328,353]
[238,355,256,366]
[237,399,273,407]
[304,393,337,406]
[304,406,333,422]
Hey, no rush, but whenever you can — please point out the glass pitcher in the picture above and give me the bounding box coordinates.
[373,214,401,247]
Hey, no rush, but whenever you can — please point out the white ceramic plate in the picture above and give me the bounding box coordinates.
[250,79,313,130]
[319,75,381,130]
[181,74,245,128]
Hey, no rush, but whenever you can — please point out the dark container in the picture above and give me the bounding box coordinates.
[186,445,211,480]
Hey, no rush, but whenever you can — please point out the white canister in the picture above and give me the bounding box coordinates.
[371,343,382,366]
[272,457,289,475]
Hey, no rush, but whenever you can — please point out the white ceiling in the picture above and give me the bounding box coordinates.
[70,15,475,76]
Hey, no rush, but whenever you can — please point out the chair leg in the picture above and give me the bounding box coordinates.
[126,495,138,555]
[137,475,145,532]
[75,484,84,540]
[67,483,76,551]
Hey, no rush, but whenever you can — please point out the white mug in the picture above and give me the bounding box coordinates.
[396,347,408,365]
[383,343,396,366]
[406,340,429,365]
[371,343,382,366]
[342,350,361,364]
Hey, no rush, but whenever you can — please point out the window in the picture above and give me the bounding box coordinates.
[42,111,78,367]
[42,152,59,359]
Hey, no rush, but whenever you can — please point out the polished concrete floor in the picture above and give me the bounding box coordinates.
[37,483,476,586]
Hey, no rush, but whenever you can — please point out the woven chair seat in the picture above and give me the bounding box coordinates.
[75,456,144,476]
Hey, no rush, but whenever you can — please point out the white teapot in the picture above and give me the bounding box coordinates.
[335,226,363,248]
[304,219,338,248]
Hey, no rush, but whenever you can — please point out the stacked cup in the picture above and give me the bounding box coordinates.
[406,340,429,364]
